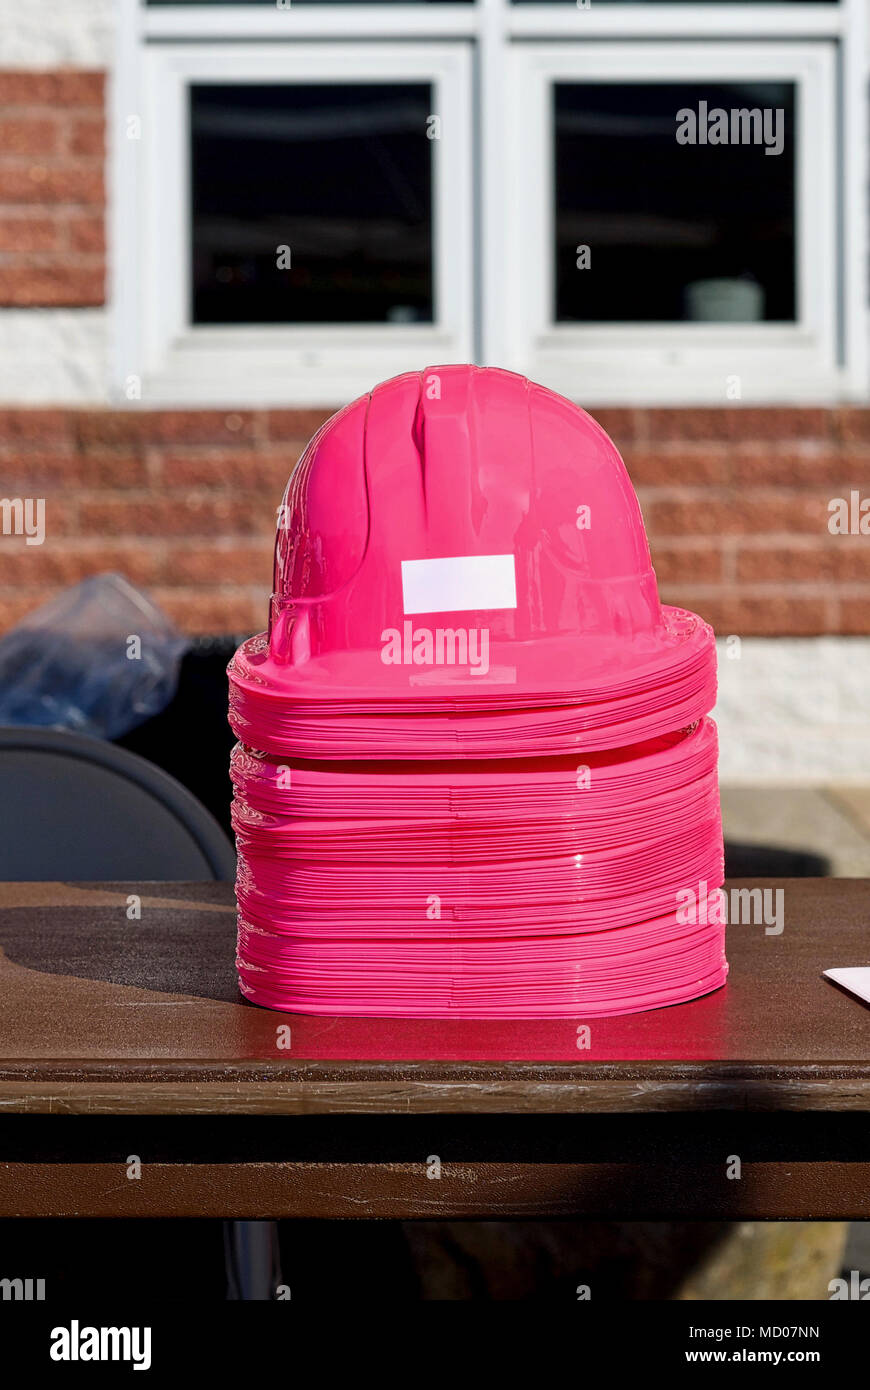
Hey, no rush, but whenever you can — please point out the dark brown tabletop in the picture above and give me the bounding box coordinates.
[0,879,868,1219]
[0,878,868,1108]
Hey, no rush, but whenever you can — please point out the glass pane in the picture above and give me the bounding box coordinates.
[515,2,835,6]
[191,83,433,325]
[554,82,796,324]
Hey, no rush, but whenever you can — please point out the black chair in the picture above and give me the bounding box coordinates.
[115,634,241,838]
[0,725,248,1295]
[0,726,236,881]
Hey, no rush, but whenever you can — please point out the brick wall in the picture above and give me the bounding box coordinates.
[0,71,104,306]
[596,406,870,637]
[0,69,868,640]
[0,408,322,634]
[1,405,869,638]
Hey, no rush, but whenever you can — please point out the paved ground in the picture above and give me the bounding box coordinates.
[722,786,870,876]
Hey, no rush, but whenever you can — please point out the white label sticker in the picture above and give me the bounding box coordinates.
[401,554,517,615]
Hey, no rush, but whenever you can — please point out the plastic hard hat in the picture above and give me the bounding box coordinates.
[230,365,714,710]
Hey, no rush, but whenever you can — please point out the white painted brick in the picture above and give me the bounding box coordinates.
[0,310,109,403]
[0,0,113,68]
[715,637,870,782]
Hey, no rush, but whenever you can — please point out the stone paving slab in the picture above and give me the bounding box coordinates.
[721,787,870,877]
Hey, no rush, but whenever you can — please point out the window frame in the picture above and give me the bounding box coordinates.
[122,36,473,403]
[116,0,868,404]
[503,39,838,402]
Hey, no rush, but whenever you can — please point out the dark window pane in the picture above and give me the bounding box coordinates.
[554,82,796,324]
[191,83,433,325]
[515,2,834,6]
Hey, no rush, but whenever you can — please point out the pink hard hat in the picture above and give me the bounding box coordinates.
[231,364,714,715]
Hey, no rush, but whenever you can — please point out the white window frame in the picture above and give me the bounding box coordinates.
[115,1,868,405]
[120,34,473,403]
[503,40,838,403]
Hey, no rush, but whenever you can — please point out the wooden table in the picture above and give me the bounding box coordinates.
[0,879,868,1219]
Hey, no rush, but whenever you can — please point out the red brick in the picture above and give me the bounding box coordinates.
[0,505,74,543]
[0,542,163,589]
[625,448,730,487]
[646,408,833,444]
[0,452,147,489]
[838,594,870,634]
[736,542,870,584]
[68,115,104,157]
[2,499,74,538]
[649,542,724,585]
[583,407,642,448]
[642,490,830,537]
[66,213,104,253]
[0,409,73,445]
[0,163,103,205]
[74,411,258,448]
[77,494,272,537]
[155,449,297,490]
[0,215,59,251]
[266,409,334,442]
[835,408,870,444]
[731,446,870,489]
[0,117,62,157]
[0,72,104,107]
[162,541,273,586]
[659,590,830,636]
[0,264,104,306]
[152,589,265,636]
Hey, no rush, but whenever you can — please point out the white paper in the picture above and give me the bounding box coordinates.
[823,966,870,1006]
[402,554,517,615]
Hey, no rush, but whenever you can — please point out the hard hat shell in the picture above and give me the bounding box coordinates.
[231,365,714,707]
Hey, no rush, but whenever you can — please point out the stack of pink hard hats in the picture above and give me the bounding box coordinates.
[228,365,726,1017]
